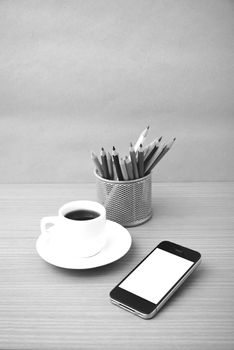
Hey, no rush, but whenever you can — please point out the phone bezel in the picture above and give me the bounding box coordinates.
[110,240,201,318]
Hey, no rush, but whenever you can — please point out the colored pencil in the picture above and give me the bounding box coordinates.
[112,146,124,181]
[144,143,166,174]
[144,136,162,168]
[143,136,162,159]
[91,151,104,177]
[145,146,167,175]
[137,144,144,178]
[145,138,176,175]
[120,158,129,180]
[129,142,139,179]
[144,141,154,158]
[107,152,114,180]
[134,125,150,152]
[101,147,110,179]
[144,140,156,161]
[125,156,134,180]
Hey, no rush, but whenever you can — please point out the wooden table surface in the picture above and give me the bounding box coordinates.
[0,183,234,350]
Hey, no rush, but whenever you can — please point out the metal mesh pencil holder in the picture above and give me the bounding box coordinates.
[95,171,152,227]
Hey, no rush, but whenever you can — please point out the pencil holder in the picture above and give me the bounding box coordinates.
[95,171,152,227]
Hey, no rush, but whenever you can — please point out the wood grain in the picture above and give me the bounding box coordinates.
[0,183,234,349]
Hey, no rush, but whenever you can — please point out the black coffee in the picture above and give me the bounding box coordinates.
[64,209,100,221]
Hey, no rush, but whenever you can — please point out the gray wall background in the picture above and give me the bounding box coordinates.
[0,0,233,183]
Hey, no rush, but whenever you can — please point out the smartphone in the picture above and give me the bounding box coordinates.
[110,241,201,319]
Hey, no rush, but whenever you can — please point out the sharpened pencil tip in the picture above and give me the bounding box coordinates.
[158,136,162,142]
[147,125,150,129]
[112,146,115,151]
[101,147,104,151]
[173,137,176,141]
[130,142,133,147]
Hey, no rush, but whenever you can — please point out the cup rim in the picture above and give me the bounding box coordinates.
[58,200,106,222]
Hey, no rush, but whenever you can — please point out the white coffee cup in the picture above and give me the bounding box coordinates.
[40,200,107,258]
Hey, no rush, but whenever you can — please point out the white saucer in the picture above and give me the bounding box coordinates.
[36,220,132,269]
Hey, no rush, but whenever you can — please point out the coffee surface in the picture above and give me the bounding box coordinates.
[65,209,100,221]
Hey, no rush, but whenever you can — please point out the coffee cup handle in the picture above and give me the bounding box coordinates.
[40,216,59,235]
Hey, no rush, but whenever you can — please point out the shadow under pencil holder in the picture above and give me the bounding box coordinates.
[95,171,152,227]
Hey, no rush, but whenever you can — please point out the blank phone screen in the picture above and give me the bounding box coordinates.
[119,248,194,304]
